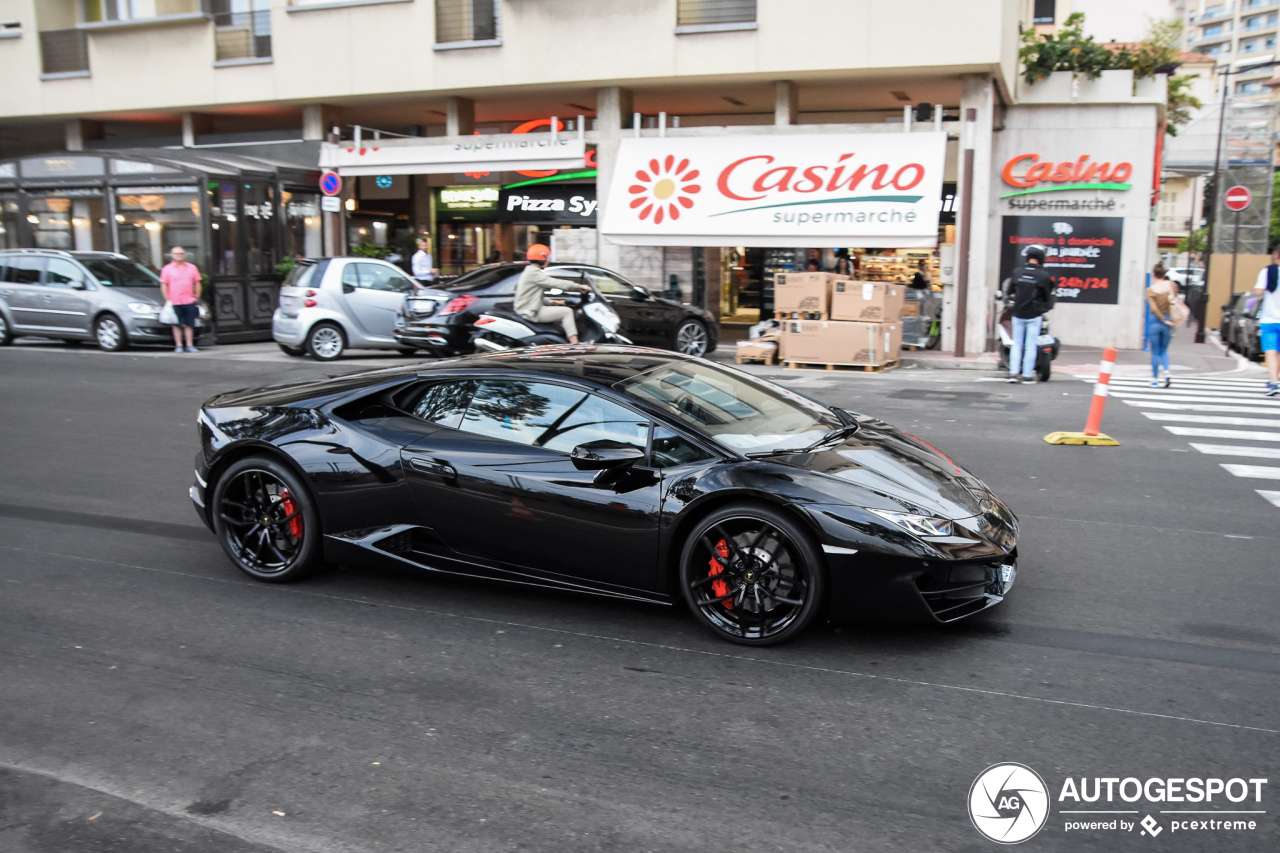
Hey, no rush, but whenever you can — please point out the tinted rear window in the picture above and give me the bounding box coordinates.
[283,261,319,289]
[446,267,522,294]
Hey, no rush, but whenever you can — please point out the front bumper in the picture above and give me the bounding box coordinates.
[128,315,213,343]
[394,322,468,353]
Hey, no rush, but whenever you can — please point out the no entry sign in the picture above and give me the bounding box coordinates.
[319,170,342,196]
[1224,185,1252,212]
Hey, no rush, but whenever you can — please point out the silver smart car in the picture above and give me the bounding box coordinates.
[272,257,445,360]
[0,249,211,351]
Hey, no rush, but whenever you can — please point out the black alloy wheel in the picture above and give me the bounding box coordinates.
[94,313,129,352]
[0,312,11,345]
[306,322,346,361]
[278,343,305,357]
[679,504,825,645]
[674,320,710,357]
[211,456,321,582]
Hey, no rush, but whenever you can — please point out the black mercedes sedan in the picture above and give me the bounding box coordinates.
[190,347,1017,645]
[394,262,718,357]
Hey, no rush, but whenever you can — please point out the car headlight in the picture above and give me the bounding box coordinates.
[197,303,210,319]
[868,509,953,537]
[127,302,159,315]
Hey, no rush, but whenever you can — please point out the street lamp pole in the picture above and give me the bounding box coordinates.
[1200,67,1233,343]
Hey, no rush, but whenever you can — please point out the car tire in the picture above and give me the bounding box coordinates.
[396,347,420,356]
[278,343,305,357]
[674,320,710,357]
[679,503,826,646]
[0,312,12,346]
[306,322,345,361]
[1035,353,1051,382]
[94,313,129,352]
[210,455,322,583]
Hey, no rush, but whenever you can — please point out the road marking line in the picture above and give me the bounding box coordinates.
[1123,400,1280,414]
[1105,378,1267,388]
[3,542,1277,736]
[1165,426,1280,441]
[1113,391,1280,407]
[1257,490,1280,508]
[1189,443,1280,459]
[1221,464,1280,480]
[1143,413,1280,427]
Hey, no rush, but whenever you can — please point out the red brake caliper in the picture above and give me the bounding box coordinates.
[279,489,303,539]
[708,538,733,610]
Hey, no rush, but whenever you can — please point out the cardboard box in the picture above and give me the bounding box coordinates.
[829,280,905,323]
[779,319,901,366]
[774,272,832,316]
[900,300,921,317]
[735,340,778,363]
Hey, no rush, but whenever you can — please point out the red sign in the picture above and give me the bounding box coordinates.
[1001,154,1133,190]
[1224,185,1252,212]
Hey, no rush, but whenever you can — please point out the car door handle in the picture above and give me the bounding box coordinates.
[408,456,456,479]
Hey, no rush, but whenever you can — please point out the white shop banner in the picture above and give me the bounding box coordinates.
[601,132,947,248]
[320,137,586,177]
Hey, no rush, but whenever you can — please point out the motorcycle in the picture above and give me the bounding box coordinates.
[995,297,1059,382]
[471,286,633,352]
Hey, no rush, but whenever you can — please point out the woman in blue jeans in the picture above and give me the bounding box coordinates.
[1145,264,1178,388]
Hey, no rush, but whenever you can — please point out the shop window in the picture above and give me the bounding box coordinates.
[435,0,499,47]
[282,190,322,260]
[0,196,19,250]
[676,0,756,29]
[242,183,277,276]
[115,185,201,272]
[209,182,238,276]
[28,194,107,251]
[40,29,89,75]
[210,0,271,62]
[1032,0,1056,25]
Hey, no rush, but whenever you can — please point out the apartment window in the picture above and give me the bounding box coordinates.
[1032,0,1056,25]
[1198,44,1221,56]
[677,0,757,28]
[1238,80,1265,94]
[1204,4,1223,17]
[1242,38,1258,51]
[1267,35,1276,47]
[211,0,271,62]
[1245,15,1263,29]
[435,0,499,47]
[40,29,89,75]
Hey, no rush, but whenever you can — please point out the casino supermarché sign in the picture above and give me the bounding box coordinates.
[600,132,946,248]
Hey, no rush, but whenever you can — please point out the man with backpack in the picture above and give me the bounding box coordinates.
[1002,244,1055,384]
[1251,244,1280,396]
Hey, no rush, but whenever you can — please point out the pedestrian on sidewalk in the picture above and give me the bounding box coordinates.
[1252,244,1280,396]
[160,246,201,354]
[1145,263,1179,388]
[1002,244,1054,384]
[411,237,437,287]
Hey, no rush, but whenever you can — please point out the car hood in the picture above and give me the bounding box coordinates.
[770,417,991,520]
[105,286,164,304]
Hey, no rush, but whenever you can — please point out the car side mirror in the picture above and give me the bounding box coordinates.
[571,439,645,470]
[71,280,87,290]
[633,288,651,301]
[342,283,356,294]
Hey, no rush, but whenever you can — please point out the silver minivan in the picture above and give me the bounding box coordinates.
[0,249,212,351]
[272,257,445,360]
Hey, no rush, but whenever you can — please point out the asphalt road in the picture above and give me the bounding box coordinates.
[1,340,1277,853]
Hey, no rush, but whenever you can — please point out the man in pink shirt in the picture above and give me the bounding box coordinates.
[160,246,203,353]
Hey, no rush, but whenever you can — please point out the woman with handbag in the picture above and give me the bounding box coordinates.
[1146,264,1184,388]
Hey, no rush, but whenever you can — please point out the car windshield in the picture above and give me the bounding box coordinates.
[78,257,162,288]
[446,266,521,293]
[614,360,840,454]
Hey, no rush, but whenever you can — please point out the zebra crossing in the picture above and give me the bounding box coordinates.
[1081,373,1280,509]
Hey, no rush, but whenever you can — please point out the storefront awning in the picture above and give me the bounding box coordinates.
[599,132,947,249]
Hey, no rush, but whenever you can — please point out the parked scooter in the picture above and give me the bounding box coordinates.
[471,287,633,351]
[995,295,1060,381]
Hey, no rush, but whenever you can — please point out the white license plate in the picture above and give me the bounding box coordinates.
[1036,334,1055,346]
[1001,564,1015,585]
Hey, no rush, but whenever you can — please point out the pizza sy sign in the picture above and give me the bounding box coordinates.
[601,133,947,248]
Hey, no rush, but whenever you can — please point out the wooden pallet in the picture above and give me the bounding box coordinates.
[735,353,776,365]
[783,359,899,373]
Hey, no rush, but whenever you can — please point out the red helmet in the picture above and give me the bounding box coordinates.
[526,244,551,262]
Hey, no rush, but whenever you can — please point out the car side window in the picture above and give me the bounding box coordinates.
[650,425,714,469]
[356,263,415,293]
[547,269,585,289]
[3,257,44,285]
[45,258,85,289]
[539,393,650,454]
[340,263,360,290]
[585,269,641,297]
[460,380,588,448]
[411,380,477,430]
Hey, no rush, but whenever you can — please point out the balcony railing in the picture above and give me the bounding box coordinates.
[214,8,270,62]
[40,29,89,76]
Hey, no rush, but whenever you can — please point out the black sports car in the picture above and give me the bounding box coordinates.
[394,262,718,357]
[191,347,1018,645]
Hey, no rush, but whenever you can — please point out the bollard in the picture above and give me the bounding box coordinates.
[1043,347,1120,446]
